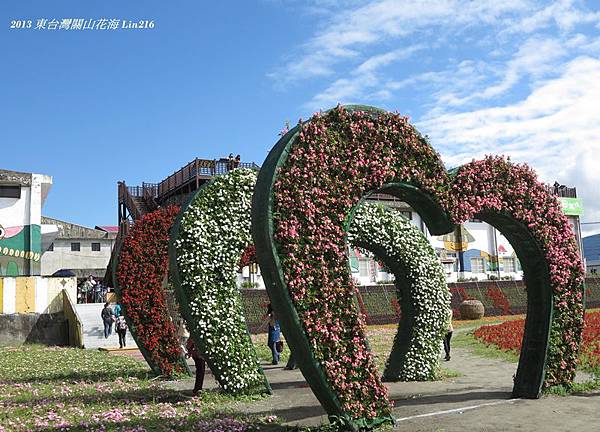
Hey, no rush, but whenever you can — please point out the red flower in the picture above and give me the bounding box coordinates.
[116,206,186,377]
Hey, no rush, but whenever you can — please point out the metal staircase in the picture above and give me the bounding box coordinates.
[104,157,260,286]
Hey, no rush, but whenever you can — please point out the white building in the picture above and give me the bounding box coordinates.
[349,188,583,285]
[40,217,117,279]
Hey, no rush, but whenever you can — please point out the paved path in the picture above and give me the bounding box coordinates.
[116,331,598,431]
[158,345,599,431]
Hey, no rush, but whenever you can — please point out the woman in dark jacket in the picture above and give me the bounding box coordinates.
[100,302,115,338]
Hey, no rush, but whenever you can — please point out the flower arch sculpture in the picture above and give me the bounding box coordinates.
[449,156,585,388]
[348,203,450,382]
[252,105,584,430]
[115,206,189,377]
[169,168,270,395]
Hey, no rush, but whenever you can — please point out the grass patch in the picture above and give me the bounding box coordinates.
[0,344,284,431]
[452,314,525,330]
[545,380,600,396]
[452,331,520,363]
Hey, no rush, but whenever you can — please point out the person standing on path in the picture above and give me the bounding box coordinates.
[101,302,115,339]
[266,303,281,365]
[185,338,206,396]
[444,308,454,361]
[115,315,128,348]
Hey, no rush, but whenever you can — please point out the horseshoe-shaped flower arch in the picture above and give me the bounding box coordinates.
[171,172,447,394]
[252,105,584,430]
[348,202,450,382]
[115,206,189,377]
[169,168,270,395]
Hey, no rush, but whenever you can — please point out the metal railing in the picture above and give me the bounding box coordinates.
[545,184,577,198]
[157,158,259,197]
[118,182,144,221]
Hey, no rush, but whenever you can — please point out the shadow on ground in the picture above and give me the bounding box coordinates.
[391,389,512,406]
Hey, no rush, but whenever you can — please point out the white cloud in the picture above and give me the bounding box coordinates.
[419,56,600,234]
[502,0,600,34]
[270,0,533,84]
[476,37,567,100]
[272,1,600,237]
[305,45,425,109]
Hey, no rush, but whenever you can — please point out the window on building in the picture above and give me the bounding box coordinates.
[504,258,516,273]
[71,242,80,252]
[0,185,21,198]
[359,259,369,277]
[48,243,54,251]
[471,257,485,273]
[91,242,101,252]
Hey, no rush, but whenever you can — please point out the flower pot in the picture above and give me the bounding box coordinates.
[460,299,485,320]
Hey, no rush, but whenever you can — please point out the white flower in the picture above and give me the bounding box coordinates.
[172,169,268,395]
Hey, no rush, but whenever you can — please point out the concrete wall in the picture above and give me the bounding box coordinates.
[41,238,114,276]
[0,312,67,345]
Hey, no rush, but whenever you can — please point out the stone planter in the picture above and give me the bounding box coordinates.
[459,299,485,320]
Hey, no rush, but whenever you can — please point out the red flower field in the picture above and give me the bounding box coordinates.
[474,310,600,371]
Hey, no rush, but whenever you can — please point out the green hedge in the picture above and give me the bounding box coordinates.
[241,277,600,331]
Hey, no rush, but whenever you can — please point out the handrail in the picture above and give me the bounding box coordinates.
[62,288,84,348]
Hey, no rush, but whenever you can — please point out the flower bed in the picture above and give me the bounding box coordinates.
[474,310,600,375]
[239,281,600,332]
[170,168,269,395]
[116,206,188,377]
[348,203,450,381]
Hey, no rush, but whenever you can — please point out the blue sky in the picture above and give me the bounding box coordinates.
[3,0,600,235]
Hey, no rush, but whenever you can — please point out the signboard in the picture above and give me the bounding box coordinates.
[558,197,584,216]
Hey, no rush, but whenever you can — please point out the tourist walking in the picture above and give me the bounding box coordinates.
[233,154,241,168]
[185,338,206,395]
[227,153,235,171]
[115,315,128,348]
[113,302,122,318]
[101,302,115,339]
[444,308,454,361]
[266,303,281,365]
